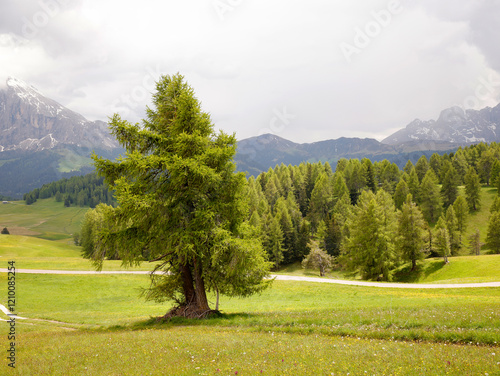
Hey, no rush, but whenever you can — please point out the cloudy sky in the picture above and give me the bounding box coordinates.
[1,0,499,143]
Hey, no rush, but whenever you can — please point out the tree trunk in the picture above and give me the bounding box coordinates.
[193,258,210,312]
[411,259,416,272]
[215,287,220,311]
[180,261,195,305]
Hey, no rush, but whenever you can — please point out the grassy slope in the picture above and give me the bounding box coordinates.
[0,235,158,271]
[1,190,500,374]
[0,198,86,240]
[1,274,499,374]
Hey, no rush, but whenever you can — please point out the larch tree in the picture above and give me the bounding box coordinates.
[453,195,469,249]
[464,167,481,211]
[343,190,398,281]
[397,194,426,271]
[435,217,451,263]
[87,74,272,318]
[469,228,481,256]
[440,166,459,208]
[415,155,429,183]
[486,211,500,254]
[393,179,410,210]
[419,170,442,223]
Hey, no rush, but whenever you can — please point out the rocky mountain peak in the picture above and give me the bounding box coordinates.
[0,77,118,152]
[382,103,500,145]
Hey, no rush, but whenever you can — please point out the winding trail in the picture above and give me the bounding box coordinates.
[1,268,499,288]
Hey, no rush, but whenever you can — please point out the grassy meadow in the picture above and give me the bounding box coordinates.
[0,192,500,374]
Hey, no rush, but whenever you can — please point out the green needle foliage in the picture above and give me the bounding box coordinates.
[87,74,272,318]
[397,194,426,271]
[343,190,398,281]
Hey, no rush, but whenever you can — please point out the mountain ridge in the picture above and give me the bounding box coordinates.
[0,77,118,152]
[382,103,500,145]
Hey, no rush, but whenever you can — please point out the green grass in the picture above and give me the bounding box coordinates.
[462,185,496,247]
[0,235,158,271]
[393,255,500,283]
[11,327,500,375]
[56,148,92,173]
[1,274,499,374]
[1,184,500,374]
[2,273,499,345]
[0,198,87,239]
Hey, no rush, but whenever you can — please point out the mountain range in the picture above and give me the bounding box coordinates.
[1,76,500,198]
[0,77,118,152]
[382,104,500,145]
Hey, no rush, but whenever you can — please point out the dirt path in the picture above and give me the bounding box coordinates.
[1,268,499,288]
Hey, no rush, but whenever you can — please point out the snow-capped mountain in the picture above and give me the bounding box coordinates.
[382,104,500,145]
[0,77,118,152]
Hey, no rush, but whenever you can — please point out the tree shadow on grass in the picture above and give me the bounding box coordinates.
[103,312,260,333]
[393,260,445,283]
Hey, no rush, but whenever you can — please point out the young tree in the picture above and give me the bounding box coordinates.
[302,240,335,277]
[419,170,442,223]
[1,227,9,235]
[465,167,481,211]
[89,74,272,318]
[415,155,429,182]
[434,217,451,264]
[441,166,459,208]
[397,194,426,271]
[453,196,469,249]
[444,206,460,255]
[469,228,481,256]
[486,211,500,254]
[393,179,410,210]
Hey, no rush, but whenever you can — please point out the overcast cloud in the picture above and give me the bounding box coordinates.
[1,0,499,143]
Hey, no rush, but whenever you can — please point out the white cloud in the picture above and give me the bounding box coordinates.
[0,0,498,143]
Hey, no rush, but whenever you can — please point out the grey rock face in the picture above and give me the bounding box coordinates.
[0,77,118,152]
[382,103,500,145]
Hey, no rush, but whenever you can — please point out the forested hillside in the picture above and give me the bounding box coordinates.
[23,173,116,208]
[43,140,500,281]
[242,141,500,279]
